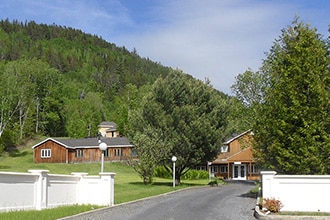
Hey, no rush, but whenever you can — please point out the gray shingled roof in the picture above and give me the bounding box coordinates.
[98,121,117,128]
[223,129,252,145]
[54,137,133,149]
[98,121,117,132]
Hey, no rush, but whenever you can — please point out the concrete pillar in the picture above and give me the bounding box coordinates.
[28,170,49,210]
[100,172,116,206]
[260,171,277,199]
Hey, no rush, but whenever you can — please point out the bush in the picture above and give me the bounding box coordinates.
[153,166,171,178]
[181,169,209,180]
[263,198,283,213]
[154,167,209,180]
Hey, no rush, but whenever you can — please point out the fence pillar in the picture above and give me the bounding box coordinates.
[260,171,276,199]
[100,172,116,206]
[28,170,49,210]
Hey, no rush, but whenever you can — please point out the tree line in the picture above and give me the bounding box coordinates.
[1,18,329,184]
[0,19,172,152]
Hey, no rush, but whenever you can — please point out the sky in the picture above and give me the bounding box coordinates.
[0,0,329,94]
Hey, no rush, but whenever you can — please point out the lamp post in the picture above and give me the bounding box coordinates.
[99,142,107,173]
[208,162,212,182]
[171,156,177,188]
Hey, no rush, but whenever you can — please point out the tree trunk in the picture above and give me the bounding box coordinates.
[175,169,182,186]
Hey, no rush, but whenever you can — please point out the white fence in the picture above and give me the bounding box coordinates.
[261,171,330,212]
[0,170,116,212]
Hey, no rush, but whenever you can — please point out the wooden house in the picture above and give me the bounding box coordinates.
[197,130,259,180]
[32,137,134,163]
[32,121,135,163]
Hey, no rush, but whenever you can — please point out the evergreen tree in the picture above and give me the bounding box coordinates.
[128,71,229,184]
[253,19,330,174]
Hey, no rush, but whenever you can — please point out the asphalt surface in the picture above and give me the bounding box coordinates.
[61,181,257,220]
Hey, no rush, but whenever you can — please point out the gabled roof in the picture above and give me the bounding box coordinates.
[32,137,133,149]
[98,121,116,128]
[223,129,252,145]
[98,121,117,132]
[31,138,68,149]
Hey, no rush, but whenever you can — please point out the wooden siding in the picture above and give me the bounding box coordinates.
[216,133,253,160]
[210,131,259,180]
[228,147,253,162]
[67,147,134,163]
[34,139,135,164]
[34,140,67,163]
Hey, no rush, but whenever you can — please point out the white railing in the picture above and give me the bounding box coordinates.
[261,171,330,212]
[0,170,116,212]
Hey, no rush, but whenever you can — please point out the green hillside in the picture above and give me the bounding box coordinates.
[0,19,173,152]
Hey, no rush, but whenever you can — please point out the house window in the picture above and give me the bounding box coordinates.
[104,149,109,157]
[196,166,206,171]
[114,148,122,156]
[220,145,228,153]
[248,164,260,174]
[220,165,228,173]
[210,166,218,173]
[41,149,51,158]
[75,149,84,158]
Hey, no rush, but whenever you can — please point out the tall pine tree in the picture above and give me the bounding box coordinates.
[253,19,330,174]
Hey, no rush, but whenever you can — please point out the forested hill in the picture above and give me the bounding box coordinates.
[0,19,171,88]
[0,19,175,151]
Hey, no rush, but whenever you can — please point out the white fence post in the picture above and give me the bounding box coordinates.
[99,172,116,206]
[260,171,276,199]
[28,170,49,210]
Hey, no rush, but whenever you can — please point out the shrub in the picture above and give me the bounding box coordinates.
[153,166,171,178]
[263,198,283,213]
[153,167,209,180]
[181,169,209,180]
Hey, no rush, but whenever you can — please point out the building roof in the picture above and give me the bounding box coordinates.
[223,129,252,145]
[98,121,117,132]
[98,121,117,128]
[32,137,133,149]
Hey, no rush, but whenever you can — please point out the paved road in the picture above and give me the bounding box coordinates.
[62,181,257,220]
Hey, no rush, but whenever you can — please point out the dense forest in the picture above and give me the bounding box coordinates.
[0,19,184,152]
[0,19,244,153]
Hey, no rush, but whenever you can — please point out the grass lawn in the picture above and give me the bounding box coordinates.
[0,138,210,220]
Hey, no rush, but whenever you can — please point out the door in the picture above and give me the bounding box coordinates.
[232,164,246,180]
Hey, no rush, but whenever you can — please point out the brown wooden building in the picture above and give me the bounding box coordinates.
[32,137,134,163]
[197,130,259,180]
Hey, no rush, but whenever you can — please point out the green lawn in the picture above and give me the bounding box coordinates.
[0,139,209,219]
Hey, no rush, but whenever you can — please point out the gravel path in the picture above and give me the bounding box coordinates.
[61,181,257,220]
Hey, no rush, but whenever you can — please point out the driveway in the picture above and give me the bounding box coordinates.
[61,181,257,220]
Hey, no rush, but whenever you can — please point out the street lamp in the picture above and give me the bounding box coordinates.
[208,162,212,182]
[171,156,177,187]
[99,142,107,173]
